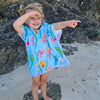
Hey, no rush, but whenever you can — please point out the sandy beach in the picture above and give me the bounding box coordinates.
[0,41,100,100]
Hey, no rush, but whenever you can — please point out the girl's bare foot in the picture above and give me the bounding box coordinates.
[42,95,52,100]
[33,96,38,100]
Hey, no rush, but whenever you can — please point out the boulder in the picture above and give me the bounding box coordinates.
[23,81,62,100]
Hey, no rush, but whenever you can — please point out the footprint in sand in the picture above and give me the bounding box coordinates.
[97,71,100,85]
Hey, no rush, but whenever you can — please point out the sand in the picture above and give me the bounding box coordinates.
[0,41,100,100]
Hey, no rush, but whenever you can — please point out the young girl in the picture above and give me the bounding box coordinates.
[13,2,81,100]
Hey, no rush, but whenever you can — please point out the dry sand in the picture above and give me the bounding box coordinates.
[0,41,100,100]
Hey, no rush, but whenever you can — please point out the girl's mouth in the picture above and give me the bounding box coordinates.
[33,24,39,26]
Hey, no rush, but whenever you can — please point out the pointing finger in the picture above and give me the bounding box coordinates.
[75,20,81,23]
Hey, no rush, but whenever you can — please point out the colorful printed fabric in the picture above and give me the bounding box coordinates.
[18,27,62,41]
[18,22,70,77]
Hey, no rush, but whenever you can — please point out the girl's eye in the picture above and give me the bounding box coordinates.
[31,18,34,20]
[30,17,41,20]
[30,17,34,20]
[38,18,41,20]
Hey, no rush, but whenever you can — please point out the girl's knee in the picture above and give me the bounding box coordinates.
[40,72,49,84]
[40,78,47,84]
[33,80,40,85]
[32,76,40,85]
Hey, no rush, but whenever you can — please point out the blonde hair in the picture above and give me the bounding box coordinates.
[18,2,45,22]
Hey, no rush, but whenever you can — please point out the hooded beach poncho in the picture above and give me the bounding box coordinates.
[18,22,69,77]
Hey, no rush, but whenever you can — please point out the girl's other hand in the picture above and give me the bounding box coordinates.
[68,20,81,28]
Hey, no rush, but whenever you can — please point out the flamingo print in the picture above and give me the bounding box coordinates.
[35,49,46,57]
[42,33,46,43]
[40,49,46,57]
[47,65,52,72]
[51,37,57,44]
[25,42,29,50]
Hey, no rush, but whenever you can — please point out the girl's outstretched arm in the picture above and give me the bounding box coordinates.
[13,11,42,35]
[54,20,81,31]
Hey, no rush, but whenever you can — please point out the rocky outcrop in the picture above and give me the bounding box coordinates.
[23,81,61,100]
[0,0,100,75]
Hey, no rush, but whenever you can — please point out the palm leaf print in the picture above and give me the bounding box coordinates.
[36,50,40,61]
[45,59,48,70]
[38,66,42,74]
[29,63,33,72]
[23,26,27,41]
[39,30,42,38]
[30,54,34,62]
[50,27,53,38]
[55,47,63,57]
[50,53,55,60]
[29,54,34,71]
[46,39,51,48]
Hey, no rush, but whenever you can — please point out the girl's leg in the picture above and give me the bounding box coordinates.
[32,76,40,100]
[40,72,52,100]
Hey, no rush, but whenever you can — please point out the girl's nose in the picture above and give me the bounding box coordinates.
[34,18,39,22]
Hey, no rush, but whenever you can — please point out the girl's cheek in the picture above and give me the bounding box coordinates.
[39,19,42,22]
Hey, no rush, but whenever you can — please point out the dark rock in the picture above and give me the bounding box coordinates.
[0,20,27,74]
[78,0,91,13]
[85,28,99,40]
[62,44,78,55]
[23,81,62,100]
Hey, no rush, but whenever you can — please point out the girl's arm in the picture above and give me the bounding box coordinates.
[13,11,42,35]
[54,20,81,31]
[13,13,30,35]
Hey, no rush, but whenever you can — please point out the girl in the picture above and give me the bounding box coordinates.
[13,2,81,100]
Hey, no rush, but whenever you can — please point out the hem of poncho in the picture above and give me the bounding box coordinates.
[29,63,70,77]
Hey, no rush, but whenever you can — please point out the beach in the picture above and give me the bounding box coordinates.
[0,41,100,100]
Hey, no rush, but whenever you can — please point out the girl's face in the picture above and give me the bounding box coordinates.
[25,10,42,30]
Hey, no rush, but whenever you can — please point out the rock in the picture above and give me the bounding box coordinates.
[23,81,62,100]
[62,44,78,56]
[0,20,27,74]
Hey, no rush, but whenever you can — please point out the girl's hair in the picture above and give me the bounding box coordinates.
[18,2,45,22]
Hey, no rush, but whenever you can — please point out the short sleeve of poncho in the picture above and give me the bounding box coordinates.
[47,23,62,41]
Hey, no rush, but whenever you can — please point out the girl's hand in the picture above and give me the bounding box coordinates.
[68,20,81,28]
[54,19,81,31]
[27,11,42,18]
